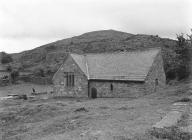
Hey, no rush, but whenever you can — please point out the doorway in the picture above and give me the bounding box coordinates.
[91,87,97,98]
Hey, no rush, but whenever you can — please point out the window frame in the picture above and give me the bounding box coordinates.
[64,72,75,87]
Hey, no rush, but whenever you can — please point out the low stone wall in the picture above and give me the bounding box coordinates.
[153,111,183,129]
[30,76,52,85]
[152,101,192,139]
[153,102,190,129]
[30,91,54,99]
[19,76,52,85]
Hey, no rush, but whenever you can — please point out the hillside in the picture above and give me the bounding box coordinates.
[10,29,177,78]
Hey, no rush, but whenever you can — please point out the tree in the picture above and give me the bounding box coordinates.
[187,29,192,77]
[174,33,191,80]
[187,29,192,44]
[1,52,13,64]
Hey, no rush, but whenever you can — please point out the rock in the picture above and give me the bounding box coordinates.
[173,102,188,106]
[0,96,14,100]
[74,107,88,112]
[153,111,182,129]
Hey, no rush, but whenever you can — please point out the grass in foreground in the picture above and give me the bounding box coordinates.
[0,81,191,140]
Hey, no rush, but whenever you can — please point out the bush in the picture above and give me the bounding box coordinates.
[164,31,192,81]
[176,97,191,102]
[169,33,192,80]
[74,107,88,112]
[149,126,191,140]
[33,67,45,77]
[10,70,19,83]
[1,52,13,64]
[45,66,55,75]
[166,72,176,81]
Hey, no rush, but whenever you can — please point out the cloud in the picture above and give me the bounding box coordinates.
[0,0,191,53]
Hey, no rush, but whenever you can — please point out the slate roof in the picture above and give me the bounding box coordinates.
[70,53,88,77]
[70,49,160,81]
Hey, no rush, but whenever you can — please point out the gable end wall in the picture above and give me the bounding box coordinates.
[52,55,88,97]
[52,51,166,98]
[144,51,166,93]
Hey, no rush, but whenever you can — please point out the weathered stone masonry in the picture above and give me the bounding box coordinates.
[145,52,166,93]
[88,52,166,98]
[53,49,166,98]
[89,81,146,98]
[53,55,88,97]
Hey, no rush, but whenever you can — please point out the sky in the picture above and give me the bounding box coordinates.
[0,0,191,53]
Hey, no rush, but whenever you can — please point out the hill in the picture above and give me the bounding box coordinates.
[9,29,177,80]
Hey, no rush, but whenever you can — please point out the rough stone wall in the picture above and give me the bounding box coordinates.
[89,81,146,98]
[52,55,88,97]
[88,51,166,98]
[145,51,166,93]
[52,51,166,98]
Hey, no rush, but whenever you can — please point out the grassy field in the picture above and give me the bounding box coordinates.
[0,83,53,97]
[0,82,190,140]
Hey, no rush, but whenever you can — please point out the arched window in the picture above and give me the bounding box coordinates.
[64,72,75,87]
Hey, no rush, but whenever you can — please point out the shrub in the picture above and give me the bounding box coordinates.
[33,67,45,77]
[176,97,191,102]
[6,65,12,72]
[174,34,191,80]
[149,126,191,140]
[10,70,19,83]
[45,66,55,75]
[74,107,88,112]
[1,52,13,64]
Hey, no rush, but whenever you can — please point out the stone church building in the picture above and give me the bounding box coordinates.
[52,48,166,98]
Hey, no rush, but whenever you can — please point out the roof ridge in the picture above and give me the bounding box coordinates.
[70,48,160,56]
[70,48,161,81]
[84,55,90,79]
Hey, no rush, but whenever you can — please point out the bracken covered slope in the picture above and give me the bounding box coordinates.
[10,29,176,75]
